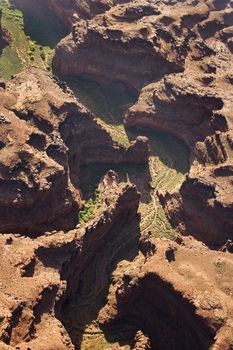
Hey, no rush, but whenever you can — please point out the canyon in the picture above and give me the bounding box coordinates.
[0,67,149,234]
[52,0,233,248]
[0,0,232,349]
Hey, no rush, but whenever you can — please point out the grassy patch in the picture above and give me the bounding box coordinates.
[79,129,189,239]
[0,0,67,80]
[78,190,101,224]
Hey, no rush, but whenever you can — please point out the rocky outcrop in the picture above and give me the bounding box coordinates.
[50,0,233,247]
[52,0,233,93]
[126,68,233,248]
[125,72,226,151]
[0,174,232,350]
[52,0,188,92]
[0,172,141,350]
[99,236,233,350]
[125,78,233,249]
[0,68,149,235]
[121,0,233,248]
[160,164,233,248]
[1,1,233,349]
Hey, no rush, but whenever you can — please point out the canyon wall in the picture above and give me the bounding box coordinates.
[0,173,232,350]
[0,68,149,235]
[125,70,233,247]
[41,0,129,29]
[0,172,141,350]
[52,1,186,92]
[0,1,233,349]
[52,0,233,248]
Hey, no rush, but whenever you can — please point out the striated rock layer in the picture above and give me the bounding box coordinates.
[52,0,186,92]
[123,0,233,248]
[126,69,233,247]
[0,1,233,349]
[0,68,149,235]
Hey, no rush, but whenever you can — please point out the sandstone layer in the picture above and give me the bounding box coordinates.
[122,0,233,247]
[99,234,233,350]
[0,68,149,235]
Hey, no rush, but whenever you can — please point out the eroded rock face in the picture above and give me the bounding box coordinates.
[42,0,129,29]
[52,0,187,92]
[51,0,233,248]
[122,0,233,248]
[0,172,141,350]
[125,73,226,151]
[160,165,233,248]
[0,68,149,235]
[125,71,233,247]
[0,1,233,349]
[99,236,233,350]
[0,174,232,350]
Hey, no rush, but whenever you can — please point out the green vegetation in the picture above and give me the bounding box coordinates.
[0,0,67,80]
[82,333,112,350]
[78,190,100,224]
[79,129,189,239]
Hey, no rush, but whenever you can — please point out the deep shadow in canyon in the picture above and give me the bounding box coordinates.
[55,209,142,349]
[11,0,68,47]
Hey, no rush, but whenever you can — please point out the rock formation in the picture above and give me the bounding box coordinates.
[0,182,232,349]
[41,0,129,29]
[0,0,233,349]
[50,0,233,248]
[98,235,233,350]
[126,70,233,247]
[0,172,141,350]
[52,0,186,92]
[0,68,149,235]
